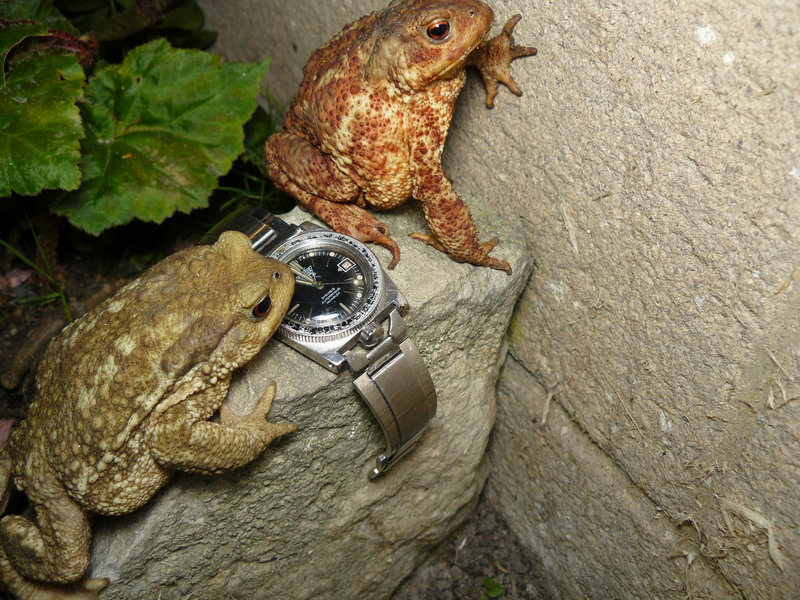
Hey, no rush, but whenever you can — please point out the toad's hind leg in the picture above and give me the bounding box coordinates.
[265,132,401,267]
[0,463,109,599]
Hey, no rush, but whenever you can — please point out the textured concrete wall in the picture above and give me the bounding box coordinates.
[199,0,799,598]
[482,2,800,599]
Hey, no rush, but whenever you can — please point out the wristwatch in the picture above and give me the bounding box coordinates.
[202,207,437,478]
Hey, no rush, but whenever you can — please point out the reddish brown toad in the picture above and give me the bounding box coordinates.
[266,0,536,275]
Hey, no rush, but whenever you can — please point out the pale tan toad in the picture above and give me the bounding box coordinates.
[266,0,537,275]
[0,231,295,599]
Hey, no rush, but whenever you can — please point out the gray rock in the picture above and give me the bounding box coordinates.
[89,206,532,599]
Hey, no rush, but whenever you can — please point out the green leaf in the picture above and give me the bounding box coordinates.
[0,24,85,197]
[3,0,76,30]
[1,22,46,70]
[167,28,217,50]
[91,7,153,42]
[483,577,504,598]
[53,38,269,233]
[241,101,276,169]
[54,0,108,12]
[243,105,277,155]
[158,0,205,32]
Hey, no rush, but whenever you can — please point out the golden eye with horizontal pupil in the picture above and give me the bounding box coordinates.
[251,295,272,319]
[426,19,450,40]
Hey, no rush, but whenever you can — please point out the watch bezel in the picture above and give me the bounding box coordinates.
[267,229,387,347]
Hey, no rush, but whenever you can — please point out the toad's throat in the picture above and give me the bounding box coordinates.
[435,28,490,80]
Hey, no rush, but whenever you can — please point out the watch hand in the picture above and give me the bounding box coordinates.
[292,269,324,290]
[289,264,318,285]
[312,279,357,287]
[295,277,321,287]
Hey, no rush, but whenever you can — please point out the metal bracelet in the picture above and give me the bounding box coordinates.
[346,310,437,478]
[199,206,294,251]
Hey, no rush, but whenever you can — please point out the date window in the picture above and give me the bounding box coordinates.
[337,258,355,272]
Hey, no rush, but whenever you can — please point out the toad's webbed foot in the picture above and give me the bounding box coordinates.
[409,233,512,275]
[469,15,537,108]
[306,200,402,269]
[222,381,298,440]
[354,221,402,270]
[0,573,110,600]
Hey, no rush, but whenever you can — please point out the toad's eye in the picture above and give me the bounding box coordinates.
[251,294,272,319]
[426,19,450,41]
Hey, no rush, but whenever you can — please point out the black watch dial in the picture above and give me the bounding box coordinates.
[270,230,386,342]
[283,247,373,333]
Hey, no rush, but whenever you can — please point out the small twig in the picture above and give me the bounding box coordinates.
[765,347,795,381]
[773,267,797,295]
[541,375,560,425]
[453,535,468,567]
[600,371,645,438]
[721,498,787,572]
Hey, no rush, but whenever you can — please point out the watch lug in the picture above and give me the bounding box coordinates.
[393,288,409,314]
[383,278,409,315]
[386,308,407,340]
[299,221,327,232]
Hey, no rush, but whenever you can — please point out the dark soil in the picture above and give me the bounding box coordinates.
[392,494,551,600]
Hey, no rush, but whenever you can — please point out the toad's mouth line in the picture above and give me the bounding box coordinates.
[435,27,491,79]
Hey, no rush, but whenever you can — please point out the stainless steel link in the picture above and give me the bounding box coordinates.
[199,206,295,252]
[349,310,437,478]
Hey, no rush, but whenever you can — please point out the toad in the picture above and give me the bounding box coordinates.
[0,231,295,599]
[266,0,537,275]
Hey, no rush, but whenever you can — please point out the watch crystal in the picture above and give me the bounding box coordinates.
[285,249,368,329]
[272,231,384,341]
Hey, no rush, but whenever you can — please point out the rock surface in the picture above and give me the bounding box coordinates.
[88,206,532,599]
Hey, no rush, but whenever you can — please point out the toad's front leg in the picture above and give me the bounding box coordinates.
[468,15,537,109]
[410,164,511,275]
[150,382,296,475]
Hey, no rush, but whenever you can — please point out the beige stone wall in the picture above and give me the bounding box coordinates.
[199,0,800,598]
[483,1,800,598]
